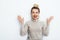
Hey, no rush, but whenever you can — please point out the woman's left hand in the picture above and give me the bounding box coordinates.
[47,16,54,25]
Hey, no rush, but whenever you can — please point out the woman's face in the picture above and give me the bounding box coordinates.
[31,9,40,20]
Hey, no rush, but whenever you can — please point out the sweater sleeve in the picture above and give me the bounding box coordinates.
[42,21,49,36]
[20,22,28,36]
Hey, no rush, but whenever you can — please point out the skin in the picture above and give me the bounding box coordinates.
[31,9,40,20]
[17,9,54,25]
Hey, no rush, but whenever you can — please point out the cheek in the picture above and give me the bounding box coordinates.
[31,13,34,16]
[35,14,39,17]
[31,14,39,17]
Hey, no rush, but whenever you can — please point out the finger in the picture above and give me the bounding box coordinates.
[22,17,24,21]
[18,16,21,19]
[50,16,54,20]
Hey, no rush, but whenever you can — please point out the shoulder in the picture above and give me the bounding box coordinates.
[38,20,44,23]
[25,20,32,25]
[38,20,45,25]
[39,20,47,26]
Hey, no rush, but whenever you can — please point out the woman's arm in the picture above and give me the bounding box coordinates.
[42,16,54,36]
[17,16,28,36]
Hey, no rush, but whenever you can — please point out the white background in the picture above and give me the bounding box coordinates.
[0,0,60,40]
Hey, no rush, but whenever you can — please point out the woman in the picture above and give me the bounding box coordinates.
[17,4,54,40]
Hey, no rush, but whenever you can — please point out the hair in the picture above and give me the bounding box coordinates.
[31,4,40,13]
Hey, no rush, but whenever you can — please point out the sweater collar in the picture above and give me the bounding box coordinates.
[31,18,39,22]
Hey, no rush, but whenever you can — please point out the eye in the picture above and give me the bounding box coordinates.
[32,12,35,14]
[36,12,39,14]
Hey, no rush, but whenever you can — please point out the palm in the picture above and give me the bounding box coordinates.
[47,16,54,24]
[17,16,24,24]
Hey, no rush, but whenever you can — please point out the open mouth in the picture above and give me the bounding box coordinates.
[33,15,37,18]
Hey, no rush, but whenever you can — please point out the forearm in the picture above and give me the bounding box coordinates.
[42,21,49,36]
[20,23,28,36]
[20,24,25,36]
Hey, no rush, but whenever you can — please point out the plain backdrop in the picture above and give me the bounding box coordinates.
[0,0,60,40]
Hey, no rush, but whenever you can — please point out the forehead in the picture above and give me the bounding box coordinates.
[32,9,39,12]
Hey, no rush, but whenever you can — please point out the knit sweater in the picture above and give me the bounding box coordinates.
[20,19,49,40]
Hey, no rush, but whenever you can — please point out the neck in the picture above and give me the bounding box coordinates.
[32,18,39,22]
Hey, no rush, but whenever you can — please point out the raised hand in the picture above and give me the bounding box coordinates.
[47,16,54,25]
[17,16,24,24]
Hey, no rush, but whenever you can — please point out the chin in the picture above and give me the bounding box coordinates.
[33,18,37,20]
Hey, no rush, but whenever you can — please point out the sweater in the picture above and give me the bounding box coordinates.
[20,19,49,40]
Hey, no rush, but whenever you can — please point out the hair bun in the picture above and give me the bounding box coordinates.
[33,4,39,7]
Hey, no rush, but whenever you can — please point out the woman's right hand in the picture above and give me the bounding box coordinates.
[17,16,24,24]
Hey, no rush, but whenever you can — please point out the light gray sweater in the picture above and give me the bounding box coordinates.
[20,19,49,40]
